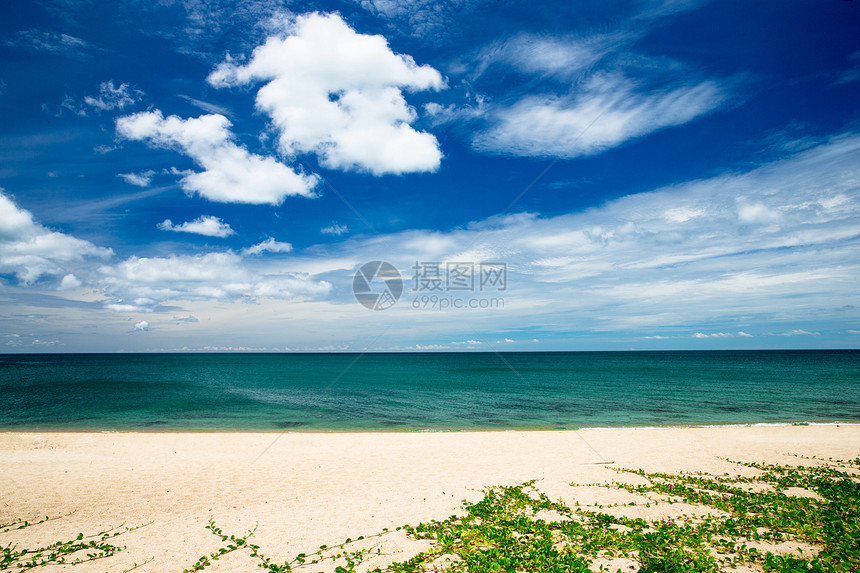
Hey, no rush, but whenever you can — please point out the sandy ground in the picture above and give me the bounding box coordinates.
[1,425,858,572]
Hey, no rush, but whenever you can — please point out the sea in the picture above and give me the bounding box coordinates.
[1,350,858,431]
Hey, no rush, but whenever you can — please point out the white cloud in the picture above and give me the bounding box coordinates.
[467,32,628,81]
[634,0,713,20]
[737,201,780,225]
[157,215,235,238]
[285,132,860,342]
[0,190,112,283]
[57,274,82,290]
[738,331,753,338]
[424,97,486,126]
[451,340,482,346]
[780,329,820,337]
[834,50,860,86]
[124,0,289,58]
[177,95,233,117]
[116,110,318,204]
[412,343,448,350]
[242,237,293,255]
[107,302,151,313]
[321,222,349,236]
[99,251,330,310]
[4,29,94,57]
[8,129,860,350]
[118,170,156,187]
[355,0,482,37]
[133,320,150,332]
[208,12,444,175]
[663,206,705,223]
[84,81,143,111]
[473,73,724,158]
[174,315,199,323]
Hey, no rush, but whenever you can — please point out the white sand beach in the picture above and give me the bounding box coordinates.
[1,425,858,572]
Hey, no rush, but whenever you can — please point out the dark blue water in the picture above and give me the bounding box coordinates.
[0,351,858,431]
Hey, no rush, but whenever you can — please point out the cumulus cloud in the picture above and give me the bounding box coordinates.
[84,81,143,111]
[473,74,724,158]
[0,190,112,283]
[242,237,293,255]
[321,222,349,236]
[780,329,820,337]
[116,110,318,204]
[118,170,156,187]
[57,274,82,290]
[157,215,235,238]
[133,320,150,332]
[208,12,444,175]
[692,332,733,338]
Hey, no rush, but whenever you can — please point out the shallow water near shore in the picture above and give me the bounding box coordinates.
[1,350,858,431]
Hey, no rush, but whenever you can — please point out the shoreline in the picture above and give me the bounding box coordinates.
[1,420,857,433]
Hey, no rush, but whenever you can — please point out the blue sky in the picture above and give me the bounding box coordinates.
[1,0,859,352]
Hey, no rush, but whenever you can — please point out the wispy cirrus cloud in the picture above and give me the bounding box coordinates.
[461,32,631,82]
[354,0,482,38]
[834,50,860,86]
[436,2,732,160]
[176,95,233,118]
[117,0,290,59]
[285,132,860,341]
[472,74,725,158]
[3,29,95,58]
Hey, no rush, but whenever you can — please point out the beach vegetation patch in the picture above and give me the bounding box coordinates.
[181,456,858,572]
[2,456,857,572]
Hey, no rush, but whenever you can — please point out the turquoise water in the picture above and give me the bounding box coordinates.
[0,351,858,431]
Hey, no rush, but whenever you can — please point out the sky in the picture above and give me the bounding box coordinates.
[0,0,859,352]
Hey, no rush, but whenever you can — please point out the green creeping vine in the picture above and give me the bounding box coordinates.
[3,456,857,572]
[0,515,151,571]
[183,456,858,573]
